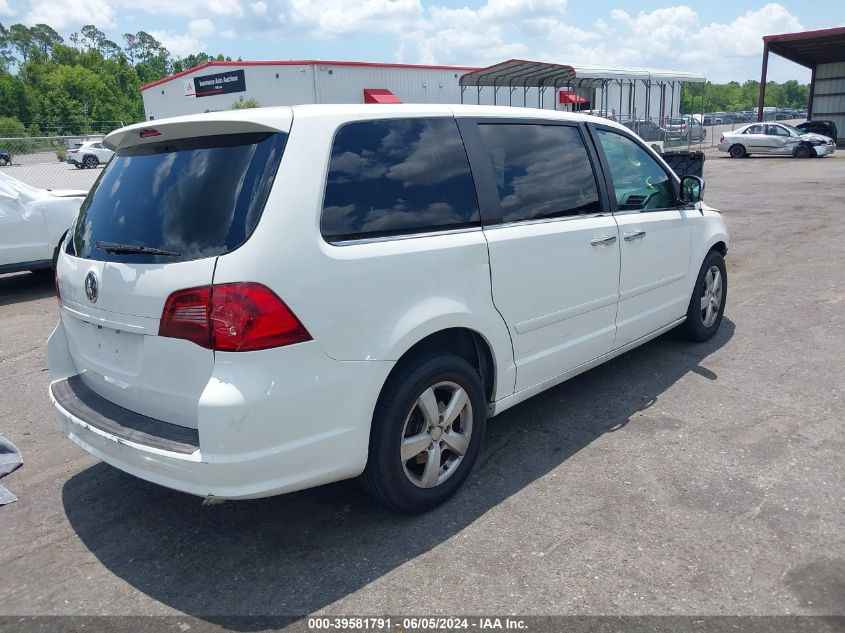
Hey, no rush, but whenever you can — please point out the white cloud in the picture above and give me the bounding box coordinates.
[207,0,244,17]
[23,0,116,29]
[280,0,424,37]
[221,29,237,39]
[250,1,267,15]
[108,0,242,18]
[189,18,216,38]
[0,0,14,16]
[151,18,217,57]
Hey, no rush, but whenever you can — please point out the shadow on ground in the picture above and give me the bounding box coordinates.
[62,319,734,627]
[0,271,54,307]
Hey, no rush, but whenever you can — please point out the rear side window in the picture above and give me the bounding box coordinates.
[321,118,479,243]
[477,123,601,223]
[69,132,286,263]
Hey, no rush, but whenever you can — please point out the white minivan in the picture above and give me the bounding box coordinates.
[48,104,729,513]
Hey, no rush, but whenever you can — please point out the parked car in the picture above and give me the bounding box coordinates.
[667,117,706,142]
[66,141,114,169]
[718,122,836,158]
[622,119,667,141]
[0,172,86,274]
[48,105,730,513]
[0,148,11,166]
[797,120,838,142]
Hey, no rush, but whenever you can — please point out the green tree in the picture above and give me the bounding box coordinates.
[30,24,63,56]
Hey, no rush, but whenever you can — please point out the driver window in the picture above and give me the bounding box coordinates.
[767,125,789,137]
[596,129,674,211]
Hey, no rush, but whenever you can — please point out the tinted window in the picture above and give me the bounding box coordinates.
[477,123,601,222]
[595,129,674,211]
[321,118,479,243]
[70,132,286,263]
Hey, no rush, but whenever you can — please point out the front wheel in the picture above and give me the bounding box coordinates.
[678,250,727,342]
[793,145,812,159]
[361,353,487,513]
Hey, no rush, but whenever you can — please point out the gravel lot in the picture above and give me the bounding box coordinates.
[0,150,843,627]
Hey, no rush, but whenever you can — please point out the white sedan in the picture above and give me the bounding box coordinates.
[0,172,86,274]
[718,122,835,158]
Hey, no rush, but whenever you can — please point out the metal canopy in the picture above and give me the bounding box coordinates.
[459,59,576,89]
[764,27,845,67]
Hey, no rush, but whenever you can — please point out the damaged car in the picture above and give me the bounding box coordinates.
[718,122,836,158]
[0,172,86,274]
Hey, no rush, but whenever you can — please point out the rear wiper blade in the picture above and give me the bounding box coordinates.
[95,241,181,257]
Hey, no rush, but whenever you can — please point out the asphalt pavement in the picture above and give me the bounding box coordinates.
[0,150,842,627]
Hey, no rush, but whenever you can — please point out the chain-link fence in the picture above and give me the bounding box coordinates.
[0,123,141,192]
[594,108,805,152]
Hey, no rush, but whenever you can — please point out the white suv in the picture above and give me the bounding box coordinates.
[66,141,114,169]
[48,105,730,513]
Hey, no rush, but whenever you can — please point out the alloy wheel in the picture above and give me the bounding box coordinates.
[700,265,723,328]
[400,381,473,488]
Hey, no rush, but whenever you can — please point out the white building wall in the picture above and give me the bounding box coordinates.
[141,62,697,123]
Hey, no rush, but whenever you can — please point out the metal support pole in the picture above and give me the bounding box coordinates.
[477,85,481,106]
[670,82,675,123]
[619,79,623,121]
[757,41,769,122]
[808,64,816,118]
[460,86,465,104]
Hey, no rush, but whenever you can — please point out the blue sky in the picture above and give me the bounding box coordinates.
[3,0,842,82]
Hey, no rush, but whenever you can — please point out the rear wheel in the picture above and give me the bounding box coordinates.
[678,250,727,342]
[729,144,746,158]
[83,155,98,169]
[361,353,486,513]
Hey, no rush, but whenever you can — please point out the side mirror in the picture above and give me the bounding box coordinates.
[680,175,704,203]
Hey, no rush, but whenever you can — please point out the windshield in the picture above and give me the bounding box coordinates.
[781,124,802,135]
[69,132,286,263]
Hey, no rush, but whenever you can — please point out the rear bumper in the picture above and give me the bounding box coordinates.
[48,321,394,500]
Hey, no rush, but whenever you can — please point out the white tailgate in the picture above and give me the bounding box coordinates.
[57,254,216,429]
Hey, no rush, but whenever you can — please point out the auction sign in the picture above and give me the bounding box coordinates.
[188,69,247,98]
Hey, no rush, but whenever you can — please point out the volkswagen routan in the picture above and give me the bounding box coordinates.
[48,104,729,513]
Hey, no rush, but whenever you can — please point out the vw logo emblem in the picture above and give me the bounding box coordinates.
[84,271,99,303]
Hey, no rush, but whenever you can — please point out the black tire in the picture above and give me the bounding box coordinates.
[793,144,812,159]
[74,162,83,169]
[729,144,746,158]
[83,155,98,169]
[361,353,487,513]
[678,250,727,342]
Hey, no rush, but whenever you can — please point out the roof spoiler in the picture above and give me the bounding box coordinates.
[104,107,293,152]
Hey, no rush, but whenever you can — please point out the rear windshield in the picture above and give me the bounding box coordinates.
[68,132,286,263]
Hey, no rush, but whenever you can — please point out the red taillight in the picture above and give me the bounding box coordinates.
[720,134,725,143]
[159,283,311,352]
[160,286,212,348]
[140,129,161,138]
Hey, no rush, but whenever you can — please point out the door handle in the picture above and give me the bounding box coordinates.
[623,230,647,241]
[590,234,617,246]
